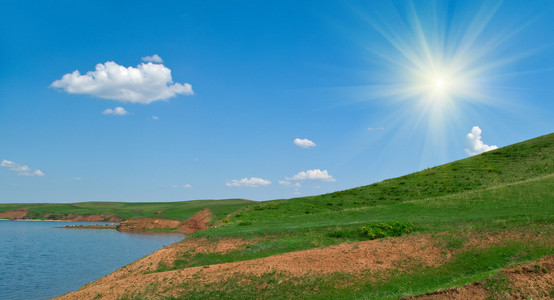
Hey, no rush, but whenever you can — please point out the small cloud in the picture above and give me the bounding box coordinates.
[368,127,384,131]
[293,138,316,148]
[226,177,271,187]
[102,107,129,116]
[279,180,301,187]
[72,177,82,181]
[465,126,498,156]
[151,115,159,120]
[33,170,45,176]
[51,60,193,104]
[286,169,335,182]
[141,54,163,63]
[171,184,192,189]
[1,160,45,176]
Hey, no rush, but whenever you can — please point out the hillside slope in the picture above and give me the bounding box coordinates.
[55,133,554,299]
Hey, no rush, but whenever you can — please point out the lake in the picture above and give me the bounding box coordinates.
[0,220,184,300]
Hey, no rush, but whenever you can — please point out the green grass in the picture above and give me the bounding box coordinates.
[0,199,254,222]
[6,132,554,299]
[150,133,554,298]
[163,240,552,300]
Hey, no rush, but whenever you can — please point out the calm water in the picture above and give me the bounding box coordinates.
[0,220,184,300]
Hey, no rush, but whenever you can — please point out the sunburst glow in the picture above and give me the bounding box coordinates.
[351,1,533,163]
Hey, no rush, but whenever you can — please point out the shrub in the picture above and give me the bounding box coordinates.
[360,222,413,240]
[221,218,230,224]
[328,222,413,240]
[238,221,252,226]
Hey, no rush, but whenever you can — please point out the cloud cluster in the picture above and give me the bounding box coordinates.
[293,138,316,148]
[465,126,498,156]
[226,177,271,187]
[51,60,193,104]
[102,107,128,116]
[141,54,163,63]
[1,160,45,176]
[286,169,335,182]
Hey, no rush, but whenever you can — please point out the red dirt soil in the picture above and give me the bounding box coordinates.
[0,209,27,219]
[56,234,445,299]
[61,214,122,222]
[408,255,554,300]
[177,208,213,234]
[116,218,182,232]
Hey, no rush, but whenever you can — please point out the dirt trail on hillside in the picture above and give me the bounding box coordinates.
[56,234,444,299]
[408,255,554,299]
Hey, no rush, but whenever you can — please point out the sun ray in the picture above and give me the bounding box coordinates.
[340,0,549,167]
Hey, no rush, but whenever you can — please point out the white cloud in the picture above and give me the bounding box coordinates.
[286,169,335,182]
[141,54,163,63]
[33,170,45,176]
[293,138,316,148]
[171,184,192,189]
[368,126,384,131]
[278,180,301,187]
[465,126,498,156]
[1,160,45,176]
[151,115,159,120]
[226,177,271,187]
[51,60,193,104]
[72,177,82,181]
[102,107,129,116]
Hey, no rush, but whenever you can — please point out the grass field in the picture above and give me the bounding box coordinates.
[156,132,553,299]
[0,199,253,223]
[7,132,554,299]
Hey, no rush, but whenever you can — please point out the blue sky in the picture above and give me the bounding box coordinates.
[1,1,553,203]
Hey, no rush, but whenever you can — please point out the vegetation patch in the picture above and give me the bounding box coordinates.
[328,221,414,240]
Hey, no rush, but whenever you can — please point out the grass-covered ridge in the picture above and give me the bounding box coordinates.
[12,132,554,299]
[142,132,553,299]
[0,199,253,222]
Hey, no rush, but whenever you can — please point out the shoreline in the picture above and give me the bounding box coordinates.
[0,218,119,223]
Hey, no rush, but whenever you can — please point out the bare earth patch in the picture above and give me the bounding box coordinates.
[409,255,554,300]
[0,209,27,219]
[56,234,444,299]
[116,218,182,232]
[177,208,213,234]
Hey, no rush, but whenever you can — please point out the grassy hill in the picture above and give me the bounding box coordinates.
[147,132,553,299]
[0,199,253,223]
[10,132,554,299]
